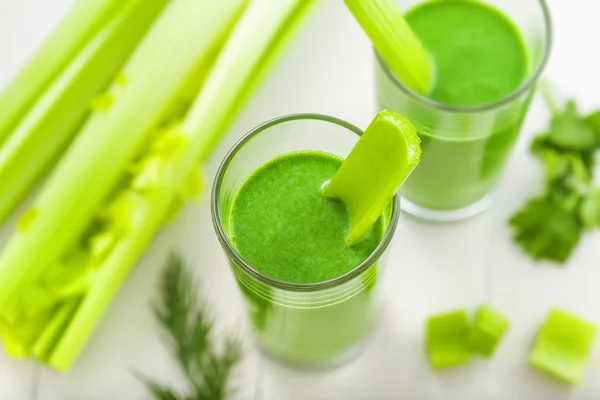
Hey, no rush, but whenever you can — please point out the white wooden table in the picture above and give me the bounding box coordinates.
[1,0,600,399]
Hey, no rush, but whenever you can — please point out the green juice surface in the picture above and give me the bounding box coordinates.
[228,151,387,364]
[384,0,531,211]
[231,151,383,283]
[408,0,528,106]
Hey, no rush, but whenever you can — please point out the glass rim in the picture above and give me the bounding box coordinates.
[211,113,401,292]
[374,0,553,114]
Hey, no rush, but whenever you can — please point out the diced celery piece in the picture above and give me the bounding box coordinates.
[426,310,471,369]
[469,305,509,358]
[530,309,597,386]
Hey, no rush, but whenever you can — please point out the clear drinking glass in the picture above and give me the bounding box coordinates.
[374,0,552,221]
[211,114,399,367]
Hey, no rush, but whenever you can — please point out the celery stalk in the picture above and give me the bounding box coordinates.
[0,0,124,146]
[195,0,318,160]
[32,298,81,362]
[343,0,433,95]
[0,0,246,319]
[0,0,170,224]
[43,0,316,371]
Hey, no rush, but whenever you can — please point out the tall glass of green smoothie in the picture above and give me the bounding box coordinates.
[211,114,399,367]
[374,0,551,221]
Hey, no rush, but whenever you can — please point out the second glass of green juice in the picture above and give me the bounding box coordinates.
[211,114,399,367]
[375,0,551,221]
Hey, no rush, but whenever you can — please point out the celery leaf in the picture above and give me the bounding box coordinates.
[509,196,581,263]
[546,101,598,151]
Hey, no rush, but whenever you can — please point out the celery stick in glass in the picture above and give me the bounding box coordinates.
[0,0,170,224]
[343,0,432,95]
[323,110,420,245]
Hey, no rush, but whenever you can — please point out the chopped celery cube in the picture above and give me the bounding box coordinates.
[426,310,471,369]
[469,306,509,358]
[530,309,597,386]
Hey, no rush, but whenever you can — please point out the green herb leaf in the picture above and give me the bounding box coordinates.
[579,187,600,230]
[584,110,600,139]
[509,196,582,263]
[546,101,598,151]
[140,254,241,400]
[195,340,242,400]
[532,140,570,183]
[136,377,193,400]
[509,87,600,264]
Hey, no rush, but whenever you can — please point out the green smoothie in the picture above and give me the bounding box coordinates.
[232,151,383,282]
[229,151,387,363]
[407,0,528,107]
[376,0,531,211]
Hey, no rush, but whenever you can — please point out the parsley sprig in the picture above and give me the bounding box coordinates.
[509,84,600,263]
[139,254,242,400]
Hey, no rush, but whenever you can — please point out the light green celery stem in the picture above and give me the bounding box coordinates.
[0,17,228,361]
[0,0,246,312]
[32,298,80,362]
[0,309,53,358]
[0,0,123,146]
[0,30,227,362]
[45,0,314,371]
[343,0,432,95]
[197,0,318,161]
[0,0,169,224]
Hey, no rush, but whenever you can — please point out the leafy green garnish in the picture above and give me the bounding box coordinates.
[584,110,600,139]
[546,101,598,151]
[579,188,600,230]
[509,197,582,263]
[139,254,241,400]
[509,85,600,264]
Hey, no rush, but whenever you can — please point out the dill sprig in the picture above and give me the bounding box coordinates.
[139,253,242,400]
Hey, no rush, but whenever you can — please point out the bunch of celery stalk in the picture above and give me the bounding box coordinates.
[0,0,314,371]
